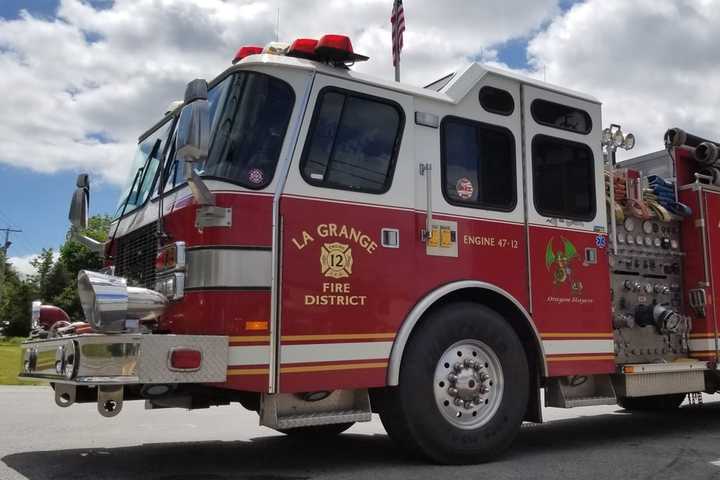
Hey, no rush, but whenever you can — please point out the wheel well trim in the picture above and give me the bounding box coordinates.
[387,280,548,385]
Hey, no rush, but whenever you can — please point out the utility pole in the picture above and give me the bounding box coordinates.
[0,227,22,289]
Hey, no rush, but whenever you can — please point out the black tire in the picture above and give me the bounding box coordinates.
[376,302,529,464]
[277,422,354,438]
[617,393,686,411]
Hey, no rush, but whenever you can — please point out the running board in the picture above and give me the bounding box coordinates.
[260,389,371,430]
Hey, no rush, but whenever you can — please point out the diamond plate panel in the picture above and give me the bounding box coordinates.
[138,335,228,383]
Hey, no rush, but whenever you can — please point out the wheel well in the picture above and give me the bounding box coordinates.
[391,286,545,423]
[428,288,544,377]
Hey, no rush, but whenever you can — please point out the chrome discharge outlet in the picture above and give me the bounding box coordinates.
[77,270,168,333]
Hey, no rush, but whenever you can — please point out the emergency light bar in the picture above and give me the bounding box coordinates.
[232,34,368,66]
[232,45,263,64]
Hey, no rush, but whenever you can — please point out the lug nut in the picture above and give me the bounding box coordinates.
[447,387,459,397]
[473,396,481,405]
[453,362,463,372]
[480,385,489,394]
[447,373,458,383]
[480,372,489,382]
[464,401,472,410]
[464,358,475,369]
[454,398,463,406]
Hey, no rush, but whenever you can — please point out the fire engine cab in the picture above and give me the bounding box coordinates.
[18,34,720,464]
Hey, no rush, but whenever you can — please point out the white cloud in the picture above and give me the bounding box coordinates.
[0,0,558,186]
[527,0,720,161]
[8,254,39,279]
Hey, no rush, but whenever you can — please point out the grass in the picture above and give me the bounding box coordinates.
[0,337,41,385]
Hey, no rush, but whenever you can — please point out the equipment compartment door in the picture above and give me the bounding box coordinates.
[277,74,416,393]
[522,85,614,376]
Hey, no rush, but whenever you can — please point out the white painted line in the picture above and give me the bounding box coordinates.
[542,339,614,355]
[709,459,720,467]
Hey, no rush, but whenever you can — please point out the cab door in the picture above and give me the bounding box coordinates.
[522,85,613,375]
[277,73,416,393]
[413,75,528,311]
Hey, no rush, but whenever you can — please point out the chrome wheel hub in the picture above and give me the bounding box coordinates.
[433,339,504,429]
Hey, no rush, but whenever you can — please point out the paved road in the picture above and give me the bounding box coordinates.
[2,386,720,479]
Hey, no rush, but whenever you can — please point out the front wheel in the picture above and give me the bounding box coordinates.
[376,302,529,464]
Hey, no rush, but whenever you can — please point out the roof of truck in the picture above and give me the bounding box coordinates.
[235,53,601,105]
[141,53,600,141]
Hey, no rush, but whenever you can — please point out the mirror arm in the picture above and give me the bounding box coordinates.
[186,163,215,206]
[70,228,106,254]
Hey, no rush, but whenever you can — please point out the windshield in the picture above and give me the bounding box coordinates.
[115,120,172,217]
[201,72,295,189]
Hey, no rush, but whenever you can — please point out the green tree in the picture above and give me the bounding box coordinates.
[0,214,111,336]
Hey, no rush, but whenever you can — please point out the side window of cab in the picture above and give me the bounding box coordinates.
[300,88,405,194]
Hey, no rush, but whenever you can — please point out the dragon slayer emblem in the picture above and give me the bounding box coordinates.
[320,242,353,279]
[545,237,583,294]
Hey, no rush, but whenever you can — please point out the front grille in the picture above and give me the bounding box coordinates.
[114,221,158,289]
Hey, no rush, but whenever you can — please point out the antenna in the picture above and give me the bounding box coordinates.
[275,7,280,42]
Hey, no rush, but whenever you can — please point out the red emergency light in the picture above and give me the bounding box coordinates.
[286,38,319,60]
[232,45,263,64]
[315,34,368,63]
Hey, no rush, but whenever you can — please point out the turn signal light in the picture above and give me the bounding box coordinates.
[169,348,202,371]
[232,45,263,64]
[155,242,185,272]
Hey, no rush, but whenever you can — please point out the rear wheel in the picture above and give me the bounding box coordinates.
[617,393,686,411]
[376,302,529,464]
[277,422,354,438]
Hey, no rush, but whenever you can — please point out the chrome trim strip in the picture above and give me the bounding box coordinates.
[185,249,272,289]
[386,280,548,386]
[270,72,317,394]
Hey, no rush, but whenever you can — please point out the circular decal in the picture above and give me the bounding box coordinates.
[456,177,474,200]
[248,168,265,185]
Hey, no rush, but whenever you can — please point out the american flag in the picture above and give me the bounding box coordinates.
[391,0,405,68]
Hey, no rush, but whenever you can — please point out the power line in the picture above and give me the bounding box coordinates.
[0,227,23,289]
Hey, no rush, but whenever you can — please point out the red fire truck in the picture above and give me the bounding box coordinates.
[19,34,720,464]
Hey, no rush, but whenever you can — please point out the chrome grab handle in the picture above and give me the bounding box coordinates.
[420,163,432,242]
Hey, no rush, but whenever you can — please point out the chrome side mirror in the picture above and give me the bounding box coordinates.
[176,79,214,206]
[176,79,210,166]
[68,174,104,253]
[69,173,89,230]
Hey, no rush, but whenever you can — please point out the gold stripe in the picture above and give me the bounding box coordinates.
[282,362,388,374]
[229,336,270,343]
[541,333,614,339]
[547,355,615,362]
[226,362,389,376]
[282,333,396,342]
[227,368,269,376]
[689,333,719,338]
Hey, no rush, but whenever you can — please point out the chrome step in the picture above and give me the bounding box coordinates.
[563,396,617,408]
[545,374,616,408]
[276,409,371,429]
[260,389,371,430]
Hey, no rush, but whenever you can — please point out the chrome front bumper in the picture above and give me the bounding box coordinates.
[20,334,228,385]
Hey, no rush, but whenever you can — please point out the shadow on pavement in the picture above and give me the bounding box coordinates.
[4,404,720,480]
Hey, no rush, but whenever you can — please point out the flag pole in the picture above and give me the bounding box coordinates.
[392,0,401,82]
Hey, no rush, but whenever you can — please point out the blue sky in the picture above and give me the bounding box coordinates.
[0,0,577,262]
